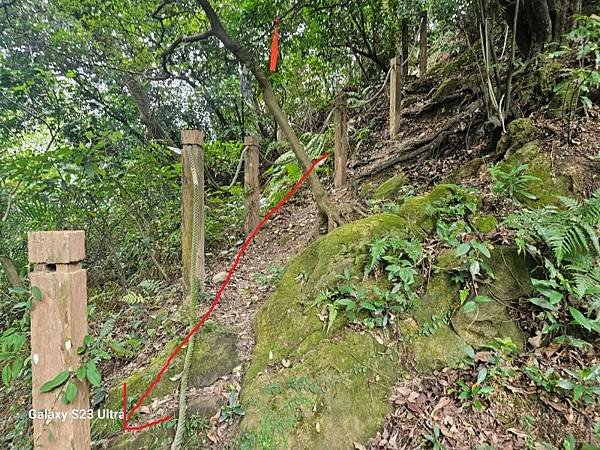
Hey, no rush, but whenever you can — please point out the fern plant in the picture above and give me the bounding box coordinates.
[506,190,600,335]
[490,163,540,203]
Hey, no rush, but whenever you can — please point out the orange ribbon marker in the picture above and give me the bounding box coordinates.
[269,17,280,72]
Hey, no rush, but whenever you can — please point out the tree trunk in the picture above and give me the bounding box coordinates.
[499,0,578,57]
[198,0,340,229]
[1,255,21,288]
[122,73,176,147]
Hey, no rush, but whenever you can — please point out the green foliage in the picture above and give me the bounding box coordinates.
[219,389,245,423]
[253,264,284,288]
[426,185,479,246]
[506,192,600,337]
[550,14,600,116]
[524,364,600,405]
[423,424,447,450]
[38,336,103,404]
[315,235,423,331]
[490,163,540,203]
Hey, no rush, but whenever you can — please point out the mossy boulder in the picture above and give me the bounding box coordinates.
[239,212,536,446]
[411,246,535,371]
[445,158,484,183]
[431,77,461,102]
[396,184,479,234]
[93,327,239,438]
[239,214,410,449]
[239,331,398,450]
[372,172,408,200]
[496,118,536,155]
[429,50,473,79]
[451,247,534,348]
[499,141,571,207]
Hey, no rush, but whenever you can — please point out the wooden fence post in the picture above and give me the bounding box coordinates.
[389,57,402,138]
[181,130,205,300]
[334,92,349,189]
[402,18,410,77]
[28,231,90,450]
[244,136,260,235]
[419,11,428,77]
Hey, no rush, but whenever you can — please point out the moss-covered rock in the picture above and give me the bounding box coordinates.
[396,184,479,234]
[246,214,409,381]
[239,331,398,450]
[93,327,239,438]
[499,141,571,207]
[239,211,535,447]
[496,118,536,156]
[445,158,484,183]
[239,214,410,449]
[410,246,535,371]
[431,77,461,102]
[473,215,498,233]
[549,81,578,119]
[429,50,474,79]
[372,172,408,200]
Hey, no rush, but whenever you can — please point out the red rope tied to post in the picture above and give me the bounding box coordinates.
[269,17,280,72]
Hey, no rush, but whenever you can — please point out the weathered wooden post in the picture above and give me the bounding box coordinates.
[402,18,410,77]
[181,130,205,300]
[389,57,402,138]
[334,92,349,189]
[244,136,260,235]
[419,11,428,77]
[28,231,90,450]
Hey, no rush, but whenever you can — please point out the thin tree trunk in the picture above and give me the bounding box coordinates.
[1,255,21,288]
[198,0,340,229]
[122,73,176,147]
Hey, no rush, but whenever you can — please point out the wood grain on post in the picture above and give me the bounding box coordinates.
[419,11,428,77]
[402,18,409,77]
[334,92,349,189]
[181,130,205,299]
[28,231,90,450]
[244,136,260,235]
[389,57,403,138]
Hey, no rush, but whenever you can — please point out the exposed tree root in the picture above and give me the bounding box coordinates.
[403,89,476,118]
[357,100,481,180]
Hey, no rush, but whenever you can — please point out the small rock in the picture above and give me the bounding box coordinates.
[212,271,228,284]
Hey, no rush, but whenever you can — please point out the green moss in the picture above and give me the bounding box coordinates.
[240,214,411,449]
[240,331,398,450]
[246,213,410,381]
[445,158,484,183]
[411,246,536,370]
[500,141,571,207]
[534,55,562,98]
[412,326,466,371]
[431,77,461,102]
[429,50,474,79]
[473,215,497,233]
[372,173,408,200]
[549,81,578,119]
[111,426,173,449]
[396,184,479,234]
[496,118,535,155]
[411,257,459,326]
[94,327,239,438]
